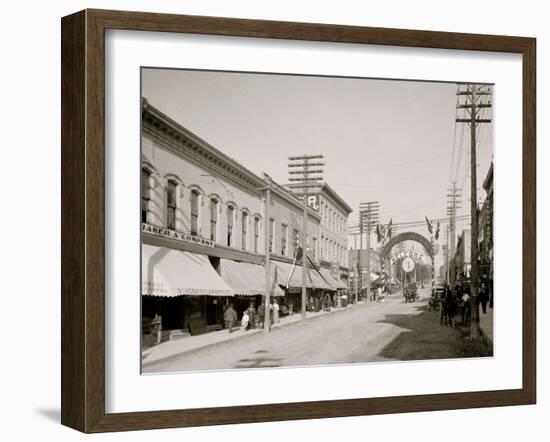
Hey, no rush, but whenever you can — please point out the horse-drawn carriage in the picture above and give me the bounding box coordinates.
[403,282,418,303]
[428,284,445,311]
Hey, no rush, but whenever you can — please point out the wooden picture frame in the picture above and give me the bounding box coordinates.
[61,9,536,433]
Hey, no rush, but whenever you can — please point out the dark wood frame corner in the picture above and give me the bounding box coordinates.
[61,8,536,433]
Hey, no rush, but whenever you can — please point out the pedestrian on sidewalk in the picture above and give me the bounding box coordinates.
[324,293,332,311]
[267,301,274,332]
[224,303,238,333]
[241,310,250,332]
[257,302,265,329]
[247,302,256,329]
[441,283,457,327]
[460,290,471,326]
[478,282,489,314]
[272,299,280,324]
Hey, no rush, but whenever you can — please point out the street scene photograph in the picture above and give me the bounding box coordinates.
[140,68,494,374]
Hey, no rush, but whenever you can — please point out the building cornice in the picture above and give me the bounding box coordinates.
[482,162,493,191]
[320,182,353,214]
[142,99,320,220]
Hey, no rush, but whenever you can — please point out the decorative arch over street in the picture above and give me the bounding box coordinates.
[381,231,433,261]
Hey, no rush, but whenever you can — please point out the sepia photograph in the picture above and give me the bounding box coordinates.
[140,68,494,374]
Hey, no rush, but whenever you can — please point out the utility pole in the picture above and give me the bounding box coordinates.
[288,154,324,320]
[445,225,450,283]
[456,84,492,339]
[425,217,436,296]
[260,174,273,332]
[358,217,363,299]
[359,202,379,301]
[446,181,462,285]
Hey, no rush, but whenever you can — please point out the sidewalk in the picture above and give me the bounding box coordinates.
[142,301,367,368]
[479,305,494,344]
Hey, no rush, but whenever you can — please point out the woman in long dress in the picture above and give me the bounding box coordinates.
[272,300,280,324]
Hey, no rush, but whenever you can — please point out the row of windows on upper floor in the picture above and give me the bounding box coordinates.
[319,201,347,237]
[141,168,320,260]
[320,238,348,267]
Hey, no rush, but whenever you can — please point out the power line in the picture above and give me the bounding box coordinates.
[346,214,470,233]
[449,88,460,180]
[390,151,449,168]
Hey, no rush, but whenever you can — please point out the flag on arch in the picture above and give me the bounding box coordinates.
[385,218,393,240]
[434,221,440,240]
[425,216,433,234]
[376,224,383,243]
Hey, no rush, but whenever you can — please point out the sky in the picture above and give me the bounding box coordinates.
[142,68,493,239]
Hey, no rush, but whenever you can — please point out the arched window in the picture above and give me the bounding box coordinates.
[210,198,218,242]
[281,224,288,256]
[253,217,260,253]
[226,205,234,247]
[241,211,248,251]
[190,190,199,235]
[141,168,152,224]
[166,180,177,230]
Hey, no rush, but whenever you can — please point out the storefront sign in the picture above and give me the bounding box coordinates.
[307,194,319,211]
[142,223,215,248]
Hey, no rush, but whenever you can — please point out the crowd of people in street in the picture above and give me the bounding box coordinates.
[221,284,395,336]
[222,290,358,334]
[436,279,492,328]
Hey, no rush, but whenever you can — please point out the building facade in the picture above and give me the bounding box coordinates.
[478,162,494,279]
[453,229,472,280]
[141,99,333,343]
[302,183,353,285]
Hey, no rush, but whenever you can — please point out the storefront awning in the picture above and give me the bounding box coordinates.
[319,268,348,290]
[274,261,334,291]
[361,272,384,289]
[142,245,235,297]
[219,259,285,297]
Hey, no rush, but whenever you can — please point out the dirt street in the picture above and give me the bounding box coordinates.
[144,289,492,373]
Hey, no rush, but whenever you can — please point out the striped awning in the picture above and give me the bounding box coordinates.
[319,268,348,290]
[274,261,334,291]
[141,244,235,297]
[219,259,285,297]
